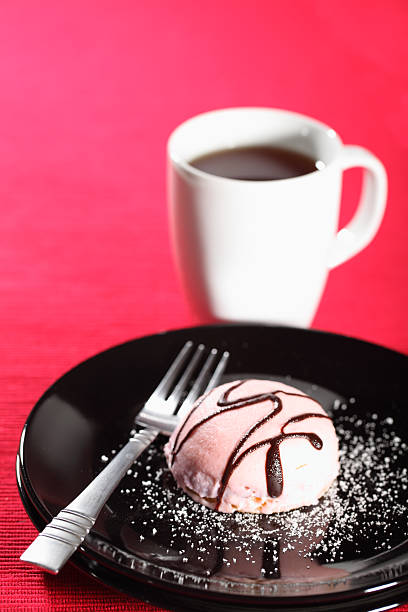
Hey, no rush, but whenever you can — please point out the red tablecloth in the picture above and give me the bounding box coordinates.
[1,1,407,610]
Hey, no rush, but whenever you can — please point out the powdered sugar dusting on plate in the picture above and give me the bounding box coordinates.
[100,400,408,580]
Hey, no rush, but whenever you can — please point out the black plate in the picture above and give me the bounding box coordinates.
[17,325,408,611]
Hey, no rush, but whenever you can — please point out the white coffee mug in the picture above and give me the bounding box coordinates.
[167,108,387,327]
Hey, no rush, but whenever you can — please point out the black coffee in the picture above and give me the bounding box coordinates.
[190,145,319,181]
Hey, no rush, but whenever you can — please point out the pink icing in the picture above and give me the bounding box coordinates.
[164,379,339,513]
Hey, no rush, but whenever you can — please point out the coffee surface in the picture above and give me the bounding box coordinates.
[190,145,319,181]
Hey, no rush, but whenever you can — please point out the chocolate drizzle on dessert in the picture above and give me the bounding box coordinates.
[170,381,332,510]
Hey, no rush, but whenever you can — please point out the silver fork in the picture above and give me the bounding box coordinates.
[20,341,229,574]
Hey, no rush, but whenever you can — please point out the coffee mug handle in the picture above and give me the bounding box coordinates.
[328,145,387,269]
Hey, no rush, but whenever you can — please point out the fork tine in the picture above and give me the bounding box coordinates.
[204,350,230,394]
[135,347,229,434]
[135,348,229,433]
[165,344,205,410]
[149,340,194,400]
[176,348,218,419]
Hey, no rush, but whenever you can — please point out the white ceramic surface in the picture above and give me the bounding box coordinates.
[167,108,387,327]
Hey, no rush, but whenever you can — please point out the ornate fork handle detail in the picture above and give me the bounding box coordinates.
[36,509,94,549]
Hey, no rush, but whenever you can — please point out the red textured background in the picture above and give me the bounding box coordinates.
[1,1,407,610]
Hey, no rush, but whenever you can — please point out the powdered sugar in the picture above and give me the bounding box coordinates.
[100,400,408,579]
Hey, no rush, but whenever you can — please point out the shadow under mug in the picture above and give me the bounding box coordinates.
[167,108,387,328]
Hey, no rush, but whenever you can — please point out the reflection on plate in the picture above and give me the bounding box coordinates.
[17,325,408,611]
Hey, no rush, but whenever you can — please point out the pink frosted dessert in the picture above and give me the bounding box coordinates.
[164,379,339,514]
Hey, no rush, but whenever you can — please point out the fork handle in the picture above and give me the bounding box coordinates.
[20,428,158,574]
